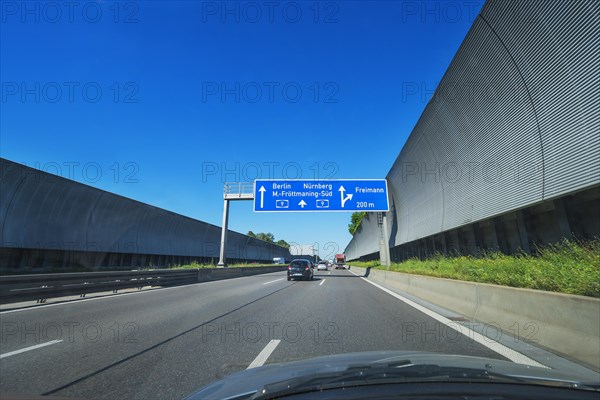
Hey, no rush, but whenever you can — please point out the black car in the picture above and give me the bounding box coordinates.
[287,259,314,281]
[185,351,600,399]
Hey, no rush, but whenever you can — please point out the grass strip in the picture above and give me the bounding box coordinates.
[350,239,600,297]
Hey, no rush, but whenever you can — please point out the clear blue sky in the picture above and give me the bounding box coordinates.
[1,1,483,260]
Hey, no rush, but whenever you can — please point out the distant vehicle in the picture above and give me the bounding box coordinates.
[273,257,286,264]
[335,254,346,269]
[317,261,328,271]
[287,259,314,281]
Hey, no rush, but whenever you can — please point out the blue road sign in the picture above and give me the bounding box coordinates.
[254,179,389,212]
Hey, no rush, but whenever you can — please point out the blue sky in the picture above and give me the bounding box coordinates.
[1,0,483,260]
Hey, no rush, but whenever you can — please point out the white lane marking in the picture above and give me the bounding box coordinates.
[263,278,284,285]
[319,279,326,286]
[328,271,331,275]
[0,272,287,315]
[247,339,281,369]
[0,340,63,359]
[348,270,548,368]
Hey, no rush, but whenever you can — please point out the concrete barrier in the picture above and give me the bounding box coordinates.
[351,266,600,371]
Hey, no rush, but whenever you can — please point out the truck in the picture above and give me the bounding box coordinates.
[335,254,346,269]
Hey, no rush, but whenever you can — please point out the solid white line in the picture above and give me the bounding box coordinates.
[0,340,63,359]
[247,339,281,369]
[0,271,287,315]
[319,279,326,286]
[348,270,548,368]
[263,278,284,285]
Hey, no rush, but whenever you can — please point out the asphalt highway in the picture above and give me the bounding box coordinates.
[0,268,581,399]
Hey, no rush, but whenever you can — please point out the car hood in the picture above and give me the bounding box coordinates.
[184,351,598,400]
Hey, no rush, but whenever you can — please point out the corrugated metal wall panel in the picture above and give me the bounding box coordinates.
[345,212,380,260]
[387,127,445,244]
[0,158,290,261]
[481,0,600,199]
[348,0,599,258]
[438,18,543,231]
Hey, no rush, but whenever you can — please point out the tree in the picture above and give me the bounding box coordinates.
[248,232,288,247]
[348,212,367,234]
[257,232,275,243]
[275,239,290,249]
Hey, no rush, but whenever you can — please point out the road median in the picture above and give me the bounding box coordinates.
[0,266,288,306]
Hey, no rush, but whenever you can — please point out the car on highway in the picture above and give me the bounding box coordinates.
[316,261,328,271]
[287,259,314,281]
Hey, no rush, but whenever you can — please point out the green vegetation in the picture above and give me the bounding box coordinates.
[247,231,290,248]
[168,262,273,269]
[275,239,290,249]
[165,262,214,269]
[349,239,600,297]
[348,212,367,234]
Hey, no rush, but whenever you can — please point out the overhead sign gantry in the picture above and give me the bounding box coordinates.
[217,179,390,267]
[253,179,389,212]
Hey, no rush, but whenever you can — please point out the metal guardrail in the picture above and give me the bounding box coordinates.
[0,269,199,303]
[0,266,289,304]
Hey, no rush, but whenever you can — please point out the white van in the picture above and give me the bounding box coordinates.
[273,257,286,264]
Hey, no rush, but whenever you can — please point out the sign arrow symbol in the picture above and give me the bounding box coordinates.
[259,186,266,208]
[298,200,307,208]
[338,185,353,207]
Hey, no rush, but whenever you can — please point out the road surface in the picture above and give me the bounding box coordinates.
[0,269,591,399]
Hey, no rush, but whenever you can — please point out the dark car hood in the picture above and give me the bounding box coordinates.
[184,351,598,400]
